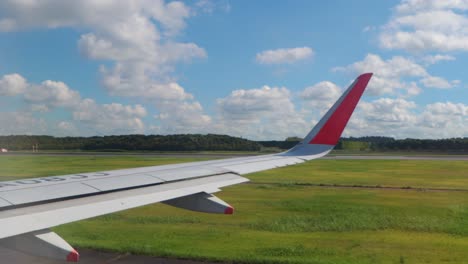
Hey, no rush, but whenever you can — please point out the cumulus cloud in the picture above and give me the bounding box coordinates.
[395,0,468,15]
[417,102,468,138]
[0,73,81,111]
[344,98,468,139]
[334,53,457,96]
[0,74,27,96]
[0,1,190,35]
[57,121,75,131]
[73,100,147,134]
[419,76,455,89]
[379,0,468,52]
[0,73,149,136]
[359,98,417,124]
[421,54,456,65]
[194,0,231,14]
[256,47,314,65]
[345,98,414,138]
[0,112,47,135]
[425,102,468,116]
[153,101,211,134]
[300,81,342,112]
[24,80,81,110]
[0,0,212,135]
[216,86,308,140]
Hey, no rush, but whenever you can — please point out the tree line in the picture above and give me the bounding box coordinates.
[260,136,468,152]
[0,134,261,151]
[0,135,466,152]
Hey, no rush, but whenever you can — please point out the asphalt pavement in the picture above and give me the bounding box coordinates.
[0,247,220,264]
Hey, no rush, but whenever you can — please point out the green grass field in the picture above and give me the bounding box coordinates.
[1,155,468,263]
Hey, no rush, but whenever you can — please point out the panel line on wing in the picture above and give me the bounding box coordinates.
[79,182,103,192]
[0,171,241,211]
[0,197,13,207]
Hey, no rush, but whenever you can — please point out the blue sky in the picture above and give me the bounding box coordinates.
[0,0,466,139]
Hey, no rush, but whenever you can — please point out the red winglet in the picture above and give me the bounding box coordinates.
[224,206,234,215]
[310,73,372,145]
[66,249,80,262]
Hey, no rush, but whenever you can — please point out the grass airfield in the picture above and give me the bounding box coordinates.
[1,155,468,263]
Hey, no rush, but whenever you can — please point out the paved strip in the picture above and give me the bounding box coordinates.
[2,152,467,160]
[0,152,256,158]
[323,155,468,161]
[0,247,222,264]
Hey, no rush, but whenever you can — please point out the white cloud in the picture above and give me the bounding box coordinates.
[73,99,147,135]
[0,70,465,139]
[425,102,468,116]
[300,81,342,112]
[0,74,27,96]
[420,76,454,89]
[421,54,456,65]
[153,101,211,134]
[345,98,418,137]
[359,98,417,123]
[0,0,209,134]
[334,53,456,96]
[362,25,376,32]
[395,0,468,14]
[24,80,81,110]
[0,73,150,136]
[194,0,231,14]
[0,1,190,35]
[0,112,47,135]
[216,86,308,140]
[0,73,81,110]
[379,1,468,52]
[417,102,468,138]
[256,47,314,65]
[345,98,468,139]
[58,121,75,131]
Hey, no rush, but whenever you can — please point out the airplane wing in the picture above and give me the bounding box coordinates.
[0,73,373,262]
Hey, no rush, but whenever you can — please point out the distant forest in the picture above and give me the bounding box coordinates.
[0,134,260,152]
[0,135,467,152]
[260,136,468,152]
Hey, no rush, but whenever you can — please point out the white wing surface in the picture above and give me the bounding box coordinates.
[0,73,373,262]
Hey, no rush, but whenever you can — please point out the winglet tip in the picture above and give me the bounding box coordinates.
[66,249,80,262]
[224,206,234,215]
[359,72,373,79]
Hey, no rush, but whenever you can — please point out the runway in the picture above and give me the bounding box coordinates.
[2,152,468,160]
[323,155,468,161]
[0,247,220,264]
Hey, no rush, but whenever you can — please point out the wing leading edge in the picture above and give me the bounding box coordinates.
[0,73,372,262]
